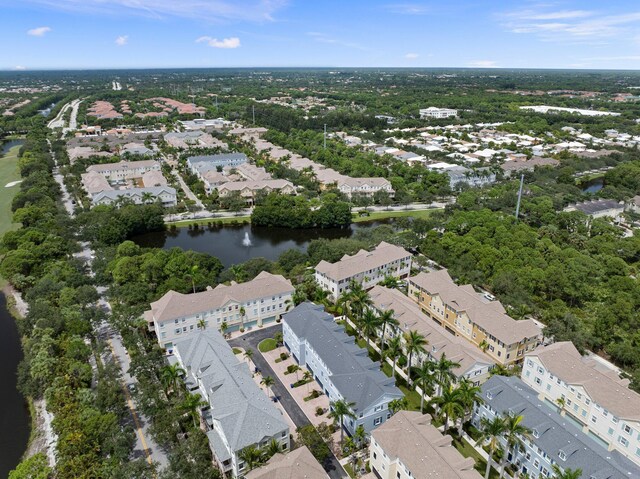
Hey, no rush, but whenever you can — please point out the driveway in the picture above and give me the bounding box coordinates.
[229,327,347,479]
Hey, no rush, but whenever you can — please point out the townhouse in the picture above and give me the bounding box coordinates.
[145,271,294,351]
[187,153,248,174]
[369,285,496,385]
[173,330,289,478]
[474,375,640,478]
[91,186,177,207]
[217,179,296,204]
[315,241,412,301]
[408,270,542,366]
[245,446,328,479]
[369,411,482,479]
[283,302,403,435]
[419,107,458,119]
[86,159,160,181]
[336,177,394,199]
[522,342,640,466]
[563,199,625,219]
[164,130,227,150]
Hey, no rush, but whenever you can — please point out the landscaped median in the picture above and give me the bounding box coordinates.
[258,338,277,353]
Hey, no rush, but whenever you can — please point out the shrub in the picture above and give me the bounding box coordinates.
[280,352,289,361]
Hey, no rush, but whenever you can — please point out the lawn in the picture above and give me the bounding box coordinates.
[452,436,500,479]
[258,338,277,353]
[232,347,242,355]
[352,208,441,223]
[166,216,251,227]
[0,145,22,237]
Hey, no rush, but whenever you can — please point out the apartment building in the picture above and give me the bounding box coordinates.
[245,446,327,479]
[91,186,177,207]
[283,302,403,435]
[408,270,542,366]
[315,242,412,300]
[217,179,296,204]
[419,107,458,119]
[145,271,294,351]
[369,410,482,479]
[187,153,248,174]
[336,177,395,199]
[369,286,496,385]
[474,375,640,479]
[173,330,289,478]
[86,159,160,181]
[522,342,640,466]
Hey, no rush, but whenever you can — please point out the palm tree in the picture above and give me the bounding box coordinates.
[380,275,399,289]
[385,335,403,379]
[239,306,246,330]
[220,320,228,338]
[404,330,427,385]
[160,364,185,396]
[457,378,484,425]
[479,340,490,352]
[274,332,283,347]
[244,348,254,365]
[180,392,208,428]
[432,353,461,397]
[500,412,532,479]
[264,438,281,459]
[328,399,357,447]
[551,465,583,479]
[360,309,382,349]
[429,386,464,432]
[388,397,409,415]
[197,318,207,330]
[353,424,366,450]
[378,309,399,351]
[476,416,507,479]
[238,445,264,472]
[141,191,155,204]
[261,375,275,398]
[188,264,199,293]
[412,362,435,413]
[303,370,313,393]
[336,290,353,317]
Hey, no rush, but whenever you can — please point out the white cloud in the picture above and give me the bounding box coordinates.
[405,53,419,59]
[13,65,27,71]
[468,60,498,68]
[385,3,430,15]
[196,36,241,48]
[27,26,51,36]
[115,35,128,46]
[306,32,367,51]
[20,0,287,22]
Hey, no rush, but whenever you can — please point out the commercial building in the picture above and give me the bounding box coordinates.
[245,446,327,479]
[173,330,289,478]
[145,271,294,351]
[474,375,640,478]
[522,342,640,466]
[283,302,403,435]
[369,411,482,479]
[419,107,458,119]
[315,242,412,300]
[369,286,496,385]
[408,270,542,365]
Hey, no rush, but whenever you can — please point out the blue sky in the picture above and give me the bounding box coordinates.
[3,0,640,70]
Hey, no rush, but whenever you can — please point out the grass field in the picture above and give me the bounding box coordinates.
[258,338,277,353]
[166,216,251,227]
[351,208,441,223]
[0,145,22,237]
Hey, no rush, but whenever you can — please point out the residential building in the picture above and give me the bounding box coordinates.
[500,156,560,176]
[187,153,248,174]
[369,286,495,384]
[446,166,496,189]
[315,242,412,301]
[164,131,227,149]
[86,159,161,181]
[245,446,327,479]
[473,375,640,478]
[563,199,625,219]
[91,186,177,207]
[629,195,640,214]
[369,410,482,479]
[419,107,458,119]
[217,179,296,204]
[522,342,640,466]
[173,330,289,478]
[408,270,542,365]
[282,302,403,435]
[336,177,394,198]
[180,118,235,130]
[145,271,293,351]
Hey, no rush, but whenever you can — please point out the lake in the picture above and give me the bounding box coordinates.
[1,139,24,155]
[580,177,604,193]
[133,221,384,267]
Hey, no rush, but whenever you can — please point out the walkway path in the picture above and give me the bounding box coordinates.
[171,169,204,209]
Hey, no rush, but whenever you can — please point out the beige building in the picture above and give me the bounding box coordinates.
[369,411,482,479]
[86,159,160,181]
[217,179,296,204]
[245,446,327,479]
[408,270,542,365]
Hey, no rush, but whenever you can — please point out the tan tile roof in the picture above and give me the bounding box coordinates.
[315,242,411,282]
[369,286,495,376]
[81,171,112,194]
[142,170,167,187]
[409,270,541,345]
[87,159,159,173]
[529,342,640,421]
[245,446,328,479]
[372,411,482,479]
[218,179,293,193]
[147,271,294,323]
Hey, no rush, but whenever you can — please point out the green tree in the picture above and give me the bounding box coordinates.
[360,309,382,349]
[404,330,427,385]
[500,413,532,479]
[329,399,357,447]
[8,453,52,479]
[476,416,507,479]
[180,392,208,428]
[388,397,410,415]
[385,335,403,379]
[160,364,185,396]
[378,309,399,351]
[261,375,275,398]
[551,465,583,479]
[432,353,461,396]
[412,361,435,413]
[429,386,464,431]
[238,445,264,472]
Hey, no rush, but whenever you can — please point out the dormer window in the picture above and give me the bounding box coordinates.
[532,429,539,438]
[558,451,566,461]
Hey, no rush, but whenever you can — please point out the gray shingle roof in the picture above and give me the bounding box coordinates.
[480,376,640,478]
[283,303,402,412]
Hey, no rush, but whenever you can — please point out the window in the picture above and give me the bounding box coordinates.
[374,417,382,426]
[624,425,632,435]
[532,429,539,438]
[591,416,597,424]
[618,436,629,447]
[608,428,614,436]
[558,451,566,461]
[535,377,542,385]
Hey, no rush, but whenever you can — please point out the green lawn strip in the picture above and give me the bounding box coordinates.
[258,338,277,353]
[232,347,242,355]
[351,208,440,223]
[166,215,251,227]
[452,435,500,479]
[0,145,22,237]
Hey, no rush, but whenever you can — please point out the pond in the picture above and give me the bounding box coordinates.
[133,221,384,267]
[580,177,604,193]
[1,139,24,155]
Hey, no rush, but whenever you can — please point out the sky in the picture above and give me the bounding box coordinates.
[3,0,640,70]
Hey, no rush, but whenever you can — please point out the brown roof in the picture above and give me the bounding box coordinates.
[244,446,328,479]
[529,342,640,421]
[372,411,482,479]
[409,270,542,345]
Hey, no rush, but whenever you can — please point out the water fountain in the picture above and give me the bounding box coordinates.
[242,232,252,247]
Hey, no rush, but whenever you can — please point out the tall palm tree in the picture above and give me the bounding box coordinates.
[429,386,464,431]
[378,309,399,351]
[432,353,461,397]
[264,438,281,459]
[476,416,507,479]
[500,412,532,479]
[360,309,382,349]
[160,364,185,396]
[457,378,484,426]
[238,445,264,472]
[329,399,357,447]
[353,424,367,450]
[412,362,435,413]
[388,397,409,415]
[197,318,207,330]
[220,321,228,338]
[188,264,199,293]
[404,330,427,385]
[336,290,353,317]
[385,335,403,379]
[303,370,313,393]
[551,465,583,479]
[239,306,246,330]
[261,375,275,398]
[274,332,283,347]
[180,392,208,428]
[244,348,254,365]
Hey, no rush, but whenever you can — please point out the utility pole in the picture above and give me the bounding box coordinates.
[323,123,327,149]
[515,173,525,222]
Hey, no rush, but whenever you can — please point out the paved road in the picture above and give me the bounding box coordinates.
[172,169,204,209]
[229,327,347,479]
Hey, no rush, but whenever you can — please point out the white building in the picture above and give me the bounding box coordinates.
[522,342,640,467]
[336,177,394,198]
[145,271,294,351]
[86,159,160,181]
[419,107,458,119]
[315,242,412,300]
